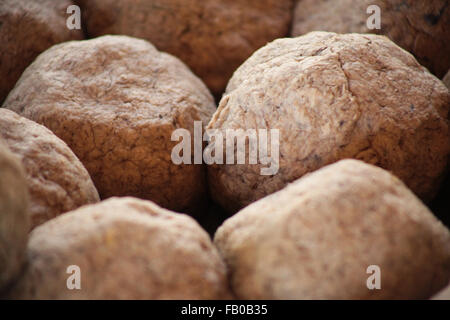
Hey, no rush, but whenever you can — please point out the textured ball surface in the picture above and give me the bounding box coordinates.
[292,0,450,78]
[0,109,100,230]
[76,0,294,96]
[0,0,83,103]
[208,32,450,212]
[214,160,450,299]
[8,197,232,299]
[0,141,29,291]
[3,35,216,213]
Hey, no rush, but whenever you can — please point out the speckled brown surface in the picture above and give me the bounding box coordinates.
[214,160,450,299]
[0,141,29,291]
[75,0,294,96]
[7,197,232,299]
[3,35,216,214]
[207,32,450,213]
[0,0,83,104]
[291,0,450,78]
[0,109,99,230]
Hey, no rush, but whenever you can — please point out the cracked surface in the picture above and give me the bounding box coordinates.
[207,32,450,213]
[0,141,29,291]
[0,0,83,103]
[7,197,232,299]
[75,0,294,96]
[0,109,100,231]
[214,160,450,299]
[3,35,217,214]
[291,0,450,78]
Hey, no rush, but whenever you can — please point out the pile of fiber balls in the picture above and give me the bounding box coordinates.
[0,0,449,300]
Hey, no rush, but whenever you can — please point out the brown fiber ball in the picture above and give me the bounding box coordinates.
[291,0,450,78]
[3,35,216,214]
[75,0,294,96]
[214,160,450,299]
[0,141,29,291]
[0,109,100,230]
[207,32,450,213]
[7,197,231,300]
[0,0,83,103]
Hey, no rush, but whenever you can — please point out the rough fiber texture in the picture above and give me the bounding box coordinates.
[444,70,450,89]
[214,160,450,300]
[75,0,294,96]
[0,0,83,103]
[3,35,216,214]
[208,32,450,212]
[0,141,29,291]
[0,109,100,230]
[8,197,232,300]
[291,0,450,78]
[432,283,450,300]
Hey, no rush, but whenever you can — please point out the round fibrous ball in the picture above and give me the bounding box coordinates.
[432,283,450,300]
[0,141,29,291]
[214,160,450,299]
[291,0,450,78]
[207,31,450,212]
[3,35,217,214]
[0,0,83,103]
[7,197,231,299]
[443,70,450,90]
[0,109,100,230]
[75,0,294,96]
